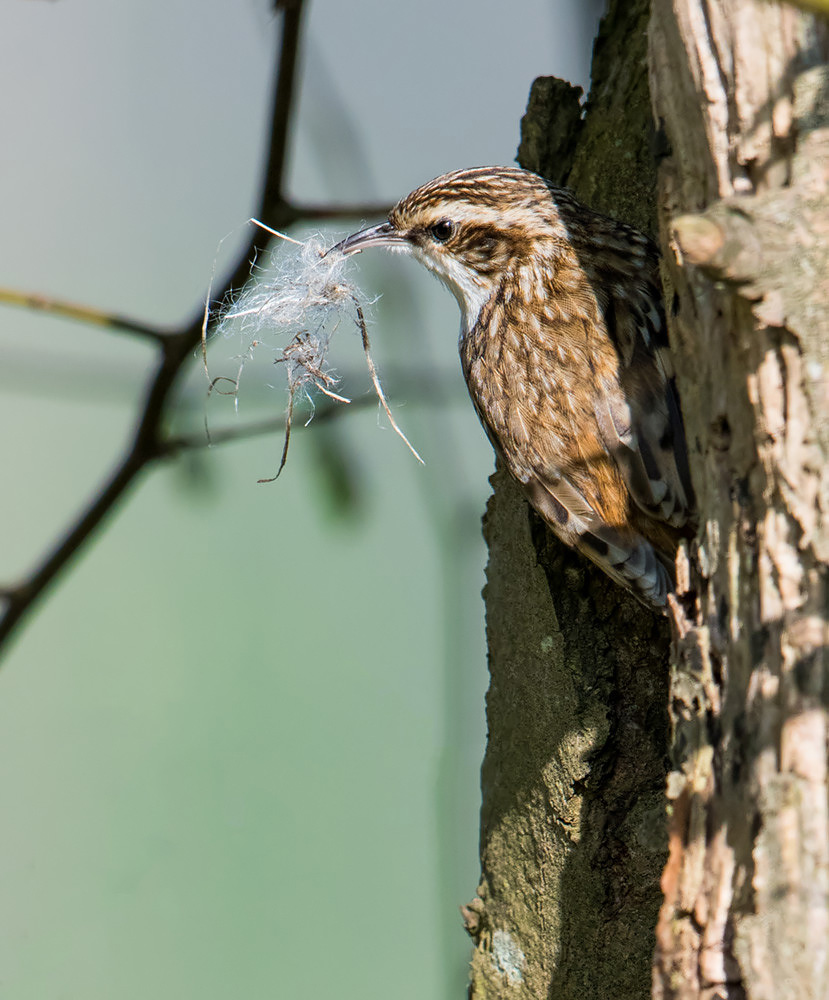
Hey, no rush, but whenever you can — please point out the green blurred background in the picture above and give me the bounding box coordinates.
[0,1,601,996]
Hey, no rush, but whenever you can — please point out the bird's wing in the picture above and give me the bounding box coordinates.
[554,191,696,532]
[593,289,695,530]
[522,468,674,608]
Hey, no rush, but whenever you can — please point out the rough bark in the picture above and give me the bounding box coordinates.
[648,4,829,999]
[465,2,673,997]
[468,2,829,998]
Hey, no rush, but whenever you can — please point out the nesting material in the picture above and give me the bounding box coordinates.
[202,221,423,481]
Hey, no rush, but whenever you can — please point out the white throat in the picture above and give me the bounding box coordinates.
[411,245,491,334]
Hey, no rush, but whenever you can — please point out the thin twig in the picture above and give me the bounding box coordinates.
[1,200,390,356]
[291,202,392,221]
[162,390,402,456]
[0,287,168,343]
[259,0,305,226]
[163,368,456,456]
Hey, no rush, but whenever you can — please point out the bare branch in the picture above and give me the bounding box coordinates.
[292,202,393,221]
[0,0,310,656]
[0,287,168,343]
[259,0,305,229]
[161,370,458,456]
[0,200,392,343]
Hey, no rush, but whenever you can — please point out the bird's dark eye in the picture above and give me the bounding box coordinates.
[428,219,454,243]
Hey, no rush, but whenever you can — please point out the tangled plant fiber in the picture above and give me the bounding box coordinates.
[202,222,422,481]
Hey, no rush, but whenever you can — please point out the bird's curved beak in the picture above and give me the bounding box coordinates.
[329,221,406,256]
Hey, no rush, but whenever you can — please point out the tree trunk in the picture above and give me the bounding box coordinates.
[466,2,674,997]
[649,3,829,999]
[466,2,829,998]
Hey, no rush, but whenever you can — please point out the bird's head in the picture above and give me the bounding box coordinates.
[334,167,567,331]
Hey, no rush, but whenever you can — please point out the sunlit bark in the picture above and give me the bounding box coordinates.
[468,3,829,998]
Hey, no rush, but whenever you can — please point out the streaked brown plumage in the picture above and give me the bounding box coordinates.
[336,166,695,610]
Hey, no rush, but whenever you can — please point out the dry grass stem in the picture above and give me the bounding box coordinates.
[353,300,424,465]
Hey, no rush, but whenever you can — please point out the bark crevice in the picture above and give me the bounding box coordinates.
[469,4,829,999]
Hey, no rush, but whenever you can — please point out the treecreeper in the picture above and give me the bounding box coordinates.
[336,166,696,611]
